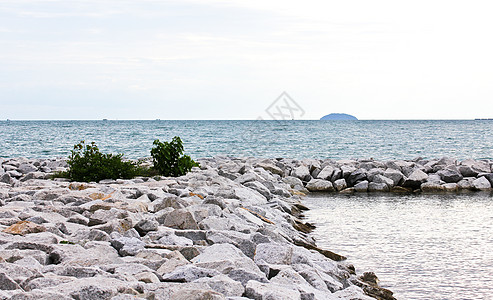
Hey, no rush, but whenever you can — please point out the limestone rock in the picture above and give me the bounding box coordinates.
[306,179,335,192]
[472,177,492,191]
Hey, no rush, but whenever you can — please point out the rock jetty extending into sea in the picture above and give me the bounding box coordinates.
[2,155,492,300]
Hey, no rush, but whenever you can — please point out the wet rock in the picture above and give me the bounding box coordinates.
[421,182,446,192]
[368,182,389,192]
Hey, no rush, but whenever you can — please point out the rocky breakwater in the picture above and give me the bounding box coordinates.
[284,157,493,194]
[0,156,393,300]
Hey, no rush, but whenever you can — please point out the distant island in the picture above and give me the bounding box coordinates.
[320,113,358,120]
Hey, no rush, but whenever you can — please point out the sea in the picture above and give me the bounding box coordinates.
[1,119,493,299]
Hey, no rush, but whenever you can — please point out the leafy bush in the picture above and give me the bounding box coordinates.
[66,141,138,182]
[151,136,199,177]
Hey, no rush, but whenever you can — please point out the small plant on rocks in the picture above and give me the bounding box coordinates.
[66,141,138,182]
[151,136,199,177]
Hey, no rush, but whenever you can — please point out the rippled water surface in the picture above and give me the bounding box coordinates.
[1,120,493,159]
[304,193,493,300]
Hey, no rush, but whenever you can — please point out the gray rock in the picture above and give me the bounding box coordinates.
[291,165,311,181]
[244,181,272,200]
[158,233,193,246]
[305,179,335,192]
[346,169,367,186]
[194,274,245,297]
[162,264,221,282]
[70,284,114,300]
[191,243,261,274]
[163,209,199,230]
[368,182,389,192]
[403,169,429,188]
[255,162,284,176]
[437,169,463,183]
[17,163,37,174]
[353,181,369,192]
[371,174,394,187]
[472,177,492,191]
[245,280,301,300]
[134,218,159,236]
[110,236,146,256]
[333,179,347,191]
[316,166,335,180]
[479,173,493,186]
[457,178,475,190]
[383,169,404,186]
[254,243,292,265]
[283,176,304,188]
[0,173,13,184]
[0,272,21,290]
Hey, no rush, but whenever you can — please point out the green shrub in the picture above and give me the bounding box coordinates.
[66,141,138,182]
[151,136,199,177]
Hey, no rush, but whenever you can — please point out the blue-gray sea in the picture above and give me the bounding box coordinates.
[1,120,493,160]
[1,119,493,299]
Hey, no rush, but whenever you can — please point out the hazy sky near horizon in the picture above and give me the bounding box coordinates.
[1,0,493,120]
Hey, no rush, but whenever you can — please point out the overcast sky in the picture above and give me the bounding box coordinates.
[1,0,492,120]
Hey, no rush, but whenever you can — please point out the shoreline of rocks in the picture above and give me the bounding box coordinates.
[2,155,492,300]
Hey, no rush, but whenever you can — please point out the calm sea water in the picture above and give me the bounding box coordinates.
[305,193,493,300]
[1,120,493,160]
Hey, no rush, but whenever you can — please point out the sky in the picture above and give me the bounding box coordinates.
[1,0,492,120]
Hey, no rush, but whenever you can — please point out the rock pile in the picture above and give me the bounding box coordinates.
[0,157,395,299]
[278,157,493,193]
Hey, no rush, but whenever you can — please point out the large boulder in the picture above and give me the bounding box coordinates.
[333,179,347,191]
[245,280,301,300]
[383,169,404,186]
[191,243,262,275]
[346,169,367,187]
[291,165,311,181]
[436,169,463,183]
[353,181,369,192]
[316,166,336,180]
[472,176,492,191]
[305,179,335,192]
[162,209,199,230]
[402,169,428,189]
